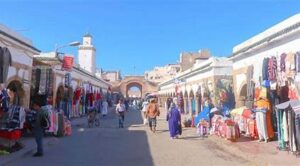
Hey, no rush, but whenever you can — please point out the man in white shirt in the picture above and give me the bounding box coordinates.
[116,100,126,128]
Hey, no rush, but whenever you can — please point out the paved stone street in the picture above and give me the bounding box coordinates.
[3,107,299,166]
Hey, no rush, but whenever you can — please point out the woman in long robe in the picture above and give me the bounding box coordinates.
[167,101,181,139]
[102,100,108,117]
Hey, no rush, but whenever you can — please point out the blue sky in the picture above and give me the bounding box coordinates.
[1,0,300,76]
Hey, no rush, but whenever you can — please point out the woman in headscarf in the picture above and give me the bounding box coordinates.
[167,98,182,139]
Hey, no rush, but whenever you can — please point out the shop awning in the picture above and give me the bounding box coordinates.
[275,100,300,110]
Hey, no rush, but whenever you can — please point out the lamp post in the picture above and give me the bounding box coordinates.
[53,41,80,119]
[55,41,81,58]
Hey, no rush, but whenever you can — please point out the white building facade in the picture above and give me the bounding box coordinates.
[0,24,40,108]
[158,57,233,116]
[145,64,180,83]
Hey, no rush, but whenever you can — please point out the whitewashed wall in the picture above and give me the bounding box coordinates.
[233,30,300,92]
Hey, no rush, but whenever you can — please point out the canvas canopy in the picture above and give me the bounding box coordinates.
[275,100,300,109]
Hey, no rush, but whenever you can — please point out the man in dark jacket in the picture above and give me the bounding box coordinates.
[32,95,48,157]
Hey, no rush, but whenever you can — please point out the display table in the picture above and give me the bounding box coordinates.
[0,129,21,148]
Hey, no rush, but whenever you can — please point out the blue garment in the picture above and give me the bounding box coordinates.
[167,107,181,137]
[0,89,9,112]
[35,131,44,154]
[118,113,124,128]
[194,105,212,126]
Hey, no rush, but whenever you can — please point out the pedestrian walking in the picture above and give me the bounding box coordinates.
[167,99,182,139]
[124,99,129,112]
[116,99,126,128]
[165,97,172,120]
[102,100,108,117]
[142,100,149,125]
[32,95,49,157]
[146,98,160,133]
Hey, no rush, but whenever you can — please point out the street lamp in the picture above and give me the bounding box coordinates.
[55,41,81,57]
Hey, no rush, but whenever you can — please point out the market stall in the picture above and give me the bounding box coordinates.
[275,100,300,155]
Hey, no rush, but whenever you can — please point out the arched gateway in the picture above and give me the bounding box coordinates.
[112,76,158,98]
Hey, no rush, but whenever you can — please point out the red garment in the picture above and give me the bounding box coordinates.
[62,55,74,70]
[96,93,101,100]
[73,88,81,105]
[242,109,252,119]
[288,87,298,100]
[87,93,94,106]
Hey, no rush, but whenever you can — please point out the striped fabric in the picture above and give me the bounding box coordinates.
[292,105,300,115]
[268,56,277,81]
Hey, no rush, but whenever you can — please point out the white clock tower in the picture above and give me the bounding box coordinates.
[78,33,96,74]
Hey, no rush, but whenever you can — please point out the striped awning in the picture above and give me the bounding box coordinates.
[275,100,300,114]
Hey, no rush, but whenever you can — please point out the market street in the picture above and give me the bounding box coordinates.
[4,107,298,166]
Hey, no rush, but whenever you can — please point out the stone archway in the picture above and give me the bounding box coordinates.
[112,76,158,99]
[126,82,143,98]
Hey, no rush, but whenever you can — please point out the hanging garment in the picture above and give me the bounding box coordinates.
[64,73,72,88]
[262,58,269,81]
[73,88,81,105]
[277,110,286,150]
[279,86,289,103]
[282,110,289,142]
[280,53,287,72]
[0,47,12,83]
[288,110,297,152]
[295,113,300,150]
[268,56,277,81]
[288,86,298,100]
[34,69,41,94]
[47,69,53,96]
[38,68,47,95]
[286,52,296,78]
[296,52,300,73]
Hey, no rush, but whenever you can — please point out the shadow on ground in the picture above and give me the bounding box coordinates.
[6,107,154,166]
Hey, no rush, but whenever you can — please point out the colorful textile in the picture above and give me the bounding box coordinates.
[268,56,277,81]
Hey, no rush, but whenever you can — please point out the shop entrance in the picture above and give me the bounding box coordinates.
[238,84,247,107]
